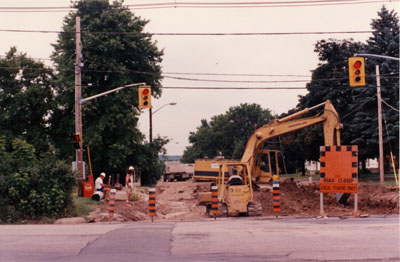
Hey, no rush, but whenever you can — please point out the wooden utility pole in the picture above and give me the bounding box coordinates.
[75,16,84,196]
[149,107,153,143]
[376,65,384,185]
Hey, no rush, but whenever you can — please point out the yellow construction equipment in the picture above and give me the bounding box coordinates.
[243,99,342,183]
[198,100,342,217]
[200,162,262,217]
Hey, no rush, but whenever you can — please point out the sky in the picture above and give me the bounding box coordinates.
[0,0,398,155]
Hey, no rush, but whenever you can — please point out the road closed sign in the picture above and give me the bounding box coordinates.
[320,145,358,193]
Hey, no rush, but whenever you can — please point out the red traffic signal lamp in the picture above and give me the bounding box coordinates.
[138,86,151,109]
[73,134,81,149]
[348,57,366,86]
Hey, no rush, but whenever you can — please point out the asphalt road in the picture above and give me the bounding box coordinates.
[0,216,399,262]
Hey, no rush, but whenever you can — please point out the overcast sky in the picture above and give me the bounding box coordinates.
[0,0,398,155]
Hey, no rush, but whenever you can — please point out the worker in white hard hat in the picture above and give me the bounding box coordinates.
[125,166,136,201]
[95,172,110,197]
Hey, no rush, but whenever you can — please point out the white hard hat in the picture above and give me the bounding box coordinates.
[100,172,106,177]
[129,166,134,170]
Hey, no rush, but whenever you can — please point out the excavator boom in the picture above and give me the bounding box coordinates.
[241,100,342,181]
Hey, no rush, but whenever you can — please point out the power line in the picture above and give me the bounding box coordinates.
[0,28,375,36]
[160,86,307,89]
[163,72,311,77]
[131,0,391,9]
[0,0,397,12]
[341,94,377,120]
[379,96,400,113]
[0,64,397,83]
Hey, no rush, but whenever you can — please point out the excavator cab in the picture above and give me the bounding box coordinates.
[254,149,280,183]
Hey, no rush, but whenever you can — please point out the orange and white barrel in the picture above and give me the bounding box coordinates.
[211,185,218,219]
[108,188,116,223]
[272,175,280,213]
[149,188,156,221]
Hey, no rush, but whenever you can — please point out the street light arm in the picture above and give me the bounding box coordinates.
[152,102,177,115]
[354,53,400,62]
[149,102,177,143]
[80,82,146,105]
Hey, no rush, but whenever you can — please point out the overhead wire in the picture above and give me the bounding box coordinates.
[0,63,397,84]
[0,28,375,36]
[341,94,377,120]
[378,96,400,113]
[0,0,397,12]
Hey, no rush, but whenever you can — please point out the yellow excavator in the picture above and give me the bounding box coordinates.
[199,100,343,217]
[244,99,342,183]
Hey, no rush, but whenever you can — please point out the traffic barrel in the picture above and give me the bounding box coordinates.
[272,175,280,214]
[211,185,218,219]
[108,188,116,223]
[149,188,156,222]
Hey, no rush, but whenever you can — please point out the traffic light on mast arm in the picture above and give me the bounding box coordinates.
[73,134,81,149]
[138,86,152,109]
[348,57,366,86]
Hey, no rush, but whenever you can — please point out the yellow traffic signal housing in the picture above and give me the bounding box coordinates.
[138,86,151,109]
[348,57,366,86]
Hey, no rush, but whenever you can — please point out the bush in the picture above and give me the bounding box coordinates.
[0,138,75,223]
[130,193,140,201]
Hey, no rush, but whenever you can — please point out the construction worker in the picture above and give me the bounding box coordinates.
[95,172,110,197]
[125,166,136,201]
[125,166,134,187]
[228,169,244,186]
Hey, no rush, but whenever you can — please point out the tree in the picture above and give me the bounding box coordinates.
[182,103,273,163]
[295,6,399,170]
[0,47,54,155]
[364,6,399,163]
[51,0,164,180]
[0,137,75,223]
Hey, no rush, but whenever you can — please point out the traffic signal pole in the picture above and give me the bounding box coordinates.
[74,16,146,195]
[354,53,399,185]
[149,107,153,143]
[75,16,84,196]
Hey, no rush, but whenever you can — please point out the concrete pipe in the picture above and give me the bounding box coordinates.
[91,191,104,201]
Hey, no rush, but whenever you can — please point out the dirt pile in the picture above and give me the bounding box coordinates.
[156,181,210,220]
[257,179,399,217]
[91,179,398,222]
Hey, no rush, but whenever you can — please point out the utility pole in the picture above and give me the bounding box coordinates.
[354,53,400,185]
[75,16,84,196]
[149,107,153,143]
[376,65,384,185]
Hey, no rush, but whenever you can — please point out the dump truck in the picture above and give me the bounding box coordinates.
[163,161,194,182]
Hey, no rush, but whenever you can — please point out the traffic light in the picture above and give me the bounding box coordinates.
[348,57,366,86]
[138,86,151,109]
[73,134,81,149]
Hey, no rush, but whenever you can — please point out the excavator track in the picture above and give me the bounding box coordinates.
[247,202,262,216]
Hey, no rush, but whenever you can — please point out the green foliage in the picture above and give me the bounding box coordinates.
[129,193,140,201]
[290,6,399,168]
[0,137,75,223]
[0,48,54,155]
[182,104,273,162]
[71,196,99,217]
[51,0,164,180]
[138,137,169,186]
